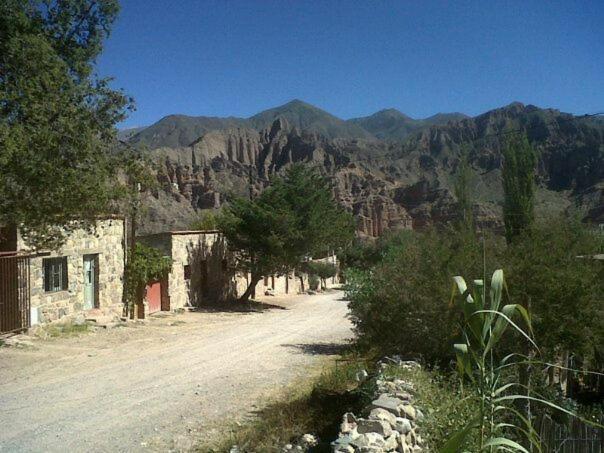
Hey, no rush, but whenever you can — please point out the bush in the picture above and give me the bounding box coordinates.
[344,228,503,364]
[124,244,172,311]
[305,261,337,289]
[308,273,320,291]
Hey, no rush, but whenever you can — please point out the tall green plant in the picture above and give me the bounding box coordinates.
[502,135,537,244]
[444,269,596,452]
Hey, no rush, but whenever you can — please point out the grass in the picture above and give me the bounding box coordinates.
[41,322,90,338]
[198,356,372,453]
[382,364,480,451]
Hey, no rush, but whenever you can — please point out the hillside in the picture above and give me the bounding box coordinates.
[348,109,468,140]
[127,100,604,235]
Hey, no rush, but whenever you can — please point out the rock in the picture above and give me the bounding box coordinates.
[415,408,424,421]
[383,432,399,451]
[370,394,404,416]
[340,412,358,434]
[393,380,415,393]
[394,417,412,434]
[351,432,385,449]
[400,404,416,420]
[299,434,317,448]
[356,369,369,382]
[332,433,356,451]
[73,313,87,326]
[357,418,393,437]
[369,408,397,427]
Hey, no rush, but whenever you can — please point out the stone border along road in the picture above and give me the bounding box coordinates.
[0,290,353,452]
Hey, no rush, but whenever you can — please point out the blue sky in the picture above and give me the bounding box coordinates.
[97,0,604,129]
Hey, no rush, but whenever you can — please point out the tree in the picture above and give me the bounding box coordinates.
[218,165,354,302]
[305,261,337,290]
[190,209,220,231]
[0,0,132,249]
[502,134,537,243]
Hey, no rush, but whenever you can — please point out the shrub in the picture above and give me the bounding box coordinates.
[308,273,320,291]
[345,228,502,364]
[124,243,172,312]
[305,261,337,289]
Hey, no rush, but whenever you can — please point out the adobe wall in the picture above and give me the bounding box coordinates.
[17,219,125,323]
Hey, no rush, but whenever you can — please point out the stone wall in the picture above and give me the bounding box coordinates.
[332,361,425,452]
[141,231,233,309]
[17,219,125,323]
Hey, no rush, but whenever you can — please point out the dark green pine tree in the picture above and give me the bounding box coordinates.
[0,0,133,249]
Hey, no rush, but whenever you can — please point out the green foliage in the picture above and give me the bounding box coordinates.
[345,228,501,364]
[338,239,386,274]
[502,134,537,243]
[504,218,604,365]
[0,0,133,249]
[382,365,480,451]
[124,244,172,308]
[189,209,220,231]
[218,164,354,301]
[446,269,601,452]
[308,273,320,291]
[305,261,337,289]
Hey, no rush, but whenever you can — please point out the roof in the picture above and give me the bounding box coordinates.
[138,229,221,239]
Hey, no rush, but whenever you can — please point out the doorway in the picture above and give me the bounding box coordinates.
[83,255,98,310]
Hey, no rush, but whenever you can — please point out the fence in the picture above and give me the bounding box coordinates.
[538,415,604,452]
[0,253,31,334]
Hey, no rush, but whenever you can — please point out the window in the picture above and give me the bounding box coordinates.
[43,257,68,292]
[183,264,191,280]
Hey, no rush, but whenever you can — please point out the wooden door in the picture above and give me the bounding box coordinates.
[146,281,161,314]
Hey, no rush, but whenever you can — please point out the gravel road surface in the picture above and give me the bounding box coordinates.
[0,290,352,452]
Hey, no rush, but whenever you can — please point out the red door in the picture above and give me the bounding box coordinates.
[146,281,162,314]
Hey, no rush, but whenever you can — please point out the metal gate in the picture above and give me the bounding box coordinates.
[0,254,31,334]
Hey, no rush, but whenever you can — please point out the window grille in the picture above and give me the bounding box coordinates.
[43,257,68,292]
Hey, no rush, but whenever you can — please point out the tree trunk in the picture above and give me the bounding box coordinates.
[239,274,261,303]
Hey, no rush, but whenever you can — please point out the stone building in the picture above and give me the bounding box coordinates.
[139,230,339,311]
[0,218,125,325]
[139,230,234,310]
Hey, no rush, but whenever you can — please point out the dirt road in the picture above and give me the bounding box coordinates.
[0,291,352,452]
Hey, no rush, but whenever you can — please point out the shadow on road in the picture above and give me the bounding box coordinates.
[193,299,288,313]
[282,342,350,356]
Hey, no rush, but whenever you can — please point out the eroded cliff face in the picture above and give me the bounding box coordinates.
[137,103,604,236]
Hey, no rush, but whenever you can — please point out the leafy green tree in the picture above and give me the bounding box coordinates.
[305,261,337,289]
[0,0,132,249]
[502,134,537,243]
[218,165,354,302]
[190,209,220,231]
[504,218,604,365]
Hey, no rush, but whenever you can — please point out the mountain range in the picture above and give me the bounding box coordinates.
[125,100,604,236]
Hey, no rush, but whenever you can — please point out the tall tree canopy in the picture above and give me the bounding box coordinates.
[501,134,537,243]
[0,0,132,248]
[218,165,355,302]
